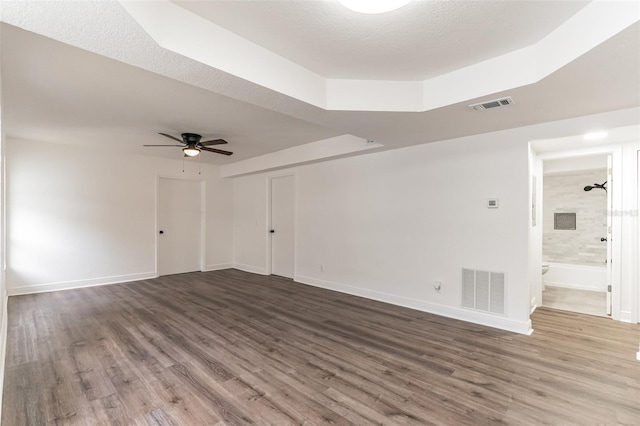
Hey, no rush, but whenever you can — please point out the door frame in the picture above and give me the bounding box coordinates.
[155,175,206,277]
[266,172,297,277]
[536,146,623,320]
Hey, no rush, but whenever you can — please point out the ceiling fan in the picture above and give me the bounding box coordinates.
[144,133,233,156]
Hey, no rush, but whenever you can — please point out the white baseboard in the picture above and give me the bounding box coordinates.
[0,290,8,425]
[7,272,156,296]
[543,281,606,292]
[203,263,232,272]
[295,275,533,335]
[232,263,267,275]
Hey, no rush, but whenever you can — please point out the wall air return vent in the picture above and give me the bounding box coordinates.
[462,268,505,315]
[469,96,515,111]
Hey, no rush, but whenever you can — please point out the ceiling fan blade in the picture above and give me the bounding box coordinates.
[143,144,184,147]
[158,133,184,143]
[201,146,233,156]
[199,139,228,146]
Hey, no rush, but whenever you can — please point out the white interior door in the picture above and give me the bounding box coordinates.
[158,178,202,276]
[606,155,612,316]
[270,175,294,278]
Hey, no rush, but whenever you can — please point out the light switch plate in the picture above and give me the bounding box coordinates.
[488,198,499,208]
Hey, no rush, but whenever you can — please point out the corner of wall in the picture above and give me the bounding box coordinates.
[204,263,232,272]
[232,264,268,275]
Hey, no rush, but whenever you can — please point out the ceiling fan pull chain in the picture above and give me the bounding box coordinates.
[182,156,185,173]
[198,153,202,175]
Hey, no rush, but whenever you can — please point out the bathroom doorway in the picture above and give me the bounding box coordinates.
[540,155,611,317]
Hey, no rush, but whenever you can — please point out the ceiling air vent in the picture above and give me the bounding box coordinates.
[469,96,515,111]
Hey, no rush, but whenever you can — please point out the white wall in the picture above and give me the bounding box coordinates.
[232,109,640,334]
[0,37,8,421]
[5,138,233,294]
[233,132,532,333]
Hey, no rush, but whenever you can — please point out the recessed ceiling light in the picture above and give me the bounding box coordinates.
[583,131,608,141]
[338,0,412,14]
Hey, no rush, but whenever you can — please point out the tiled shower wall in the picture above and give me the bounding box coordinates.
[543,168,607,266]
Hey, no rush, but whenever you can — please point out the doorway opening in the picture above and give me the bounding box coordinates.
[157,177,204,276]
[540,155,612,317]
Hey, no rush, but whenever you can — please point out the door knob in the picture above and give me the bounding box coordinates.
[600,237,607,242]
[159,230,164,235]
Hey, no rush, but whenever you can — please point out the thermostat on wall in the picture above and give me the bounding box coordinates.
[487,198,499,208]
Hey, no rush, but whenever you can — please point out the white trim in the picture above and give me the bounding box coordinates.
[2,156,5,273]
[232,264,268,275]
[265,176,271,275]
[295,274,533,335]
[0,291,8,424]
[6,272,156,296]
[204,263,232,272]
[637,148,640,324]
[536,146,620,161]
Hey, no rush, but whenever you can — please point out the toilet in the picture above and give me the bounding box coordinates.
[542,263,550,275]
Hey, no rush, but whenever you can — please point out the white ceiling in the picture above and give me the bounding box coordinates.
[174,0,589,80]
[0,0,638,165]
[0,24,341,163]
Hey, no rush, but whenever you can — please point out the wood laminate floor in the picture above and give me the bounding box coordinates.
[3,270,640,425]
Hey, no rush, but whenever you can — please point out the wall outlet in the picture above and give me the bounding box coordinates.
[433,281,442,292]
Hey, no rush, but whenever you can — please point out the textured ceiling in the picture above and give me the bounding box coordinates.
[0,24,342,164]
[0,0,638,165]
[174,0,589,80]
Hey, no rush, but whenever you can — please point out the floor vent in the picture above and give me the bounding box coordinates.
[462,268,505,315]
[468,96,514,111]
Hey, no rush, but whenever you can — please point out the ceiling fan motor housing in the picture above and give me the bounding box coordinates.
[182,133,202,144]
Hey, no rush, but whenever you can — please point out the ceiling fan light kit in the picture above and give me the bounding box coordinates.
[183,147,201,157]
